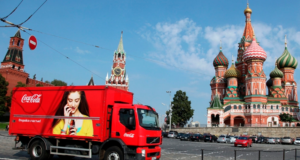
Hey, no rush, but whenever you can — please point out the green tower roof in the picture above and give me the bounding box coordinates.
[276,36,298,69]
[270,64,284,78]
[210,94,223,108]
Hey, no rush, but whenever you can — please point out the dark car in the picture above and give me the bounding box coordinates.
[176,133,185,139]
[191,134,203,142]
[162,132,169,138]
[203,134,217,142]
[249,136,257,143]
[180,134,191,141]
[257,137,265,143]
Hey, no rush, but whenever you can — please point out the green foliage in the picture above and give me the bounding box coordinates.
[44,80,50,84]
[166,90,194,127]
[15,82,26,87]
[36,83,43,87]
[0,74,9,116]
[279,113,293,122]
[51,79,67,86]
[0,122,9,129]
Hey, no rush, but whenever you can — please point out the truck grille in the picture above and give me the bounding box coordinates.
[147,137,160,144]
[147,152,159,157]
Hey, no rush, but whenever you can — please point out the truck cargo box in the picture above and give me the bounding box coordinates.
[9,86,133,142]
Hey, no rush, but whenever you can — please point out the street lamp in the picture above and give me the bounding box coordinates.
[166,91,173,131]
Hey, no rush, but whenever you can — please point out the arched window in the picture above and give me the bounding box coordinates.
[12,65,15,69]
[18,66,20,70]
[258,105,260,109]
[12,39,14,45]
[271,105,273,109]
[118,53,121,58]
[17,40,20,46]
[224,106,231,112]
[286,107,288,111]
[239,105,242,110]
[282,107,284,111]
[253,104,256,109]
[276,105,279,109]
[234,105,237,109]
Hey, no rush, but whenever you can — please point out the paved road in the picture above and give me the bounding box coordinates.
[1,131,300,160]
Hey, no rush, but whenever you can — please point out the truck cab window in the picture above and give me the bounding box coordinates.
[119,109,135,128]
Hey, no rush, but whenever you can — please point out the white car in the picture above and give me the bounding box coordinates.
[226,136,236,143]
[294,138,300,145]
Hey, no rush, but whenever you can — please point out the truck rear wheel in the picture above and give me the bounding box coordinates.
[29,140,51,160]
[103,146,123,160]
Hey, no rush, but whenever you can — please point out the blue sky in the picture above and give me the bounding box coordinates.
[1,0,300,125]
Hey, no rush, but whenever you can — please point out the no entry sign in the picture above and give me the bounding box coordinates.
[28,35,37,50]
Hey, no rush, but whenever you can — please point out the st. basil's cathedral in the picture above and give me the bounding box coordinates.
[207,4,299,127]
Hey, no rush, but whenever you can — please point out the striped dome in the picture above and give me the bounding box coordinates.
[213,50,229,67]
[242,37,267,62]
[276,47,298,69]
[225,63,241,78]
[270,65,284,78]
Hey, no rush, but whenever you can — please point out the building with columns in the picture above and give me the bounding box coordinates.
[0,30,53,97]
[105,32,129,91]
[207,4,299,127]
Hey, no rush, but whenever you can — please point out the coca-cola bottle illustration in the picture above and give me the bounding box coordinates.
[69,119,75,135]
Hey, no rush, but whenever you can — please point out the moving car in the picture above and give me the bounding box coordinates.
[180,134,191,141]
[234,136,252,147]
[191,134,203,142]
[217,135,227,143]
[168,131,178,138]
[281,137,294,144]
[294,137,300,145]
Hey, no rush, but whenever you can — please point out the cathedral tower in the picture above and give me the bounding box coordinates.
[276,36,298,104]
[105,32,129,91]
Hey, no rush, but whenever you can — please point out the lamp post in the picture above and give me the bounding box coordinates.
[166,91,173,131]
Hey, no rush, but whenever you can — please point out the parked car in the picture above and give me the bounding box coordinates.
[168,131,178,138]
[249,136,258,143]
[294,137,300,145]
[217,135,227,143]
[281,137,294,144]
[180,134,191,141]
[191,134,203,142]
[234,136,252,147]
[257,137,265,143]
[267,137,277,144]
[227,136,237,143]
[203,134,217,142]
[275,137,281,144]
[263,137,269,144]
[176,133,185,139]
[162,132,169,138]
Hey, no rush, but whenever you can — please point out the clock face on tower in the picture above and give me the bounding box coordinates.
[113,67,122,76]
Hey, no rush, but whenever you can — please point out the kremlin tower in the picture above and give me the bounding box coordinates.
[105,32,129,91]
[207,3,299,127]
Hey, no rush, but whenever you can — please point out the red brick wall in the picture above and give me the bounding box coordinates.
[0,68,28,96]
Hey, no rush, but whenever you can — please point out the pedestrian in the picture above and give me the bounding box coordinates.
[6,124,9,131]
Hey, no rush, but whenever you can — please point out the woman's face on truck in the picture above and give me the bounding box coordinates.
[67,91,81,114]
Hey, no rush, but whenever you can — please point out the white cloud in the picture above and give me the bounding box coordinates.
[139,18,300,78]
[74,47,90,54]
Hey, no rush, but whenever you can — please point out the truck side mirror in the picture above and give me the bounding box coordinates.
[128,117,135,130]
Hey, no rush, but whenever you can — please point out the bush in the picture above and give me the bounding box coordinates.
[0,116,9,122]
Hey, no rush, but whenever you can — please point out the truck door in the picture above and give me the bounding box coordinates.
[111,108,138,145]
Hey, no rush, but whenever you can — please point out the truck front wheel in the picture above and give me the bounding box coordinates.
[29,140,51,160]
[104,146,123,160]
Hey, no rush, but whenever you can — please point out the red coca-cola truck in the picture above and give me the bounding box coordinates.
[9,86,161,160]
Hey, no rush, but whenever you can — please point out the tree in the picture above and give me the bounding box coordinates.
[0,74,9,116]
[15,82,26,87]
[279,113,294,126]
[166,90,194,127]
[45,80,50,84]
[36,83,43,87]
[51,79,67,86]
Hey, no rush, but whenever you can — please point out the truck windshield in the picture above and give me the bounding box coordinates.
[137,109,160,130]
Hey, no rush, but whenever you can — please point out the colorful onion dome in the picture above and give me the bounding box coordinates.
[270,64,284,78]
[244,3,252,14]
[225,63,241,78]
[266,78,273,87]
[242,37,267,62]
[276,38,298,69]
[213,49,229,67]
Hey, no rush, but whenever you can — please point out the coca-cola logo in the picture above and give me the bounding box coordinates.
[124,133,134,138]
[21,94,42,103]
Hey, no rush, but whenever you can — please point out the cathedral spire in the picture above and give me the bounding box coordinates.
[220,40,222,51]
[242,2,254,41]
[285,35,287,48]
[117,31,124,53]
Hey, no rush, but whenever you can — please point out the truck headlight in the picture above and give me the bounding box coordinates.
[141,149,146,157]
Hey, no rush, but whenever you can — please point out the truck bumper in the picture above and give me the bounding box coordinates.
[136,146,161,160]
